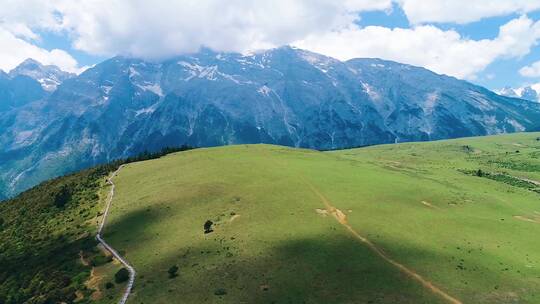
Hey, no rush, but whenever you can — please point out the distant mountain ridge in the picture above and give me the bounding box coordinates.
[8,59,75,92]
[498,84,540,103]
[1,46,540,199]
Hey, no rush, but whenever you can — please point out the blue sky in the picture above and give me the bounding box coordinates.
[2,1,540,91]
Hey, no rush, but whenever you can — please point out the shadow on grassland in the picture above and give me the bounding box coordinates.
[129,233,449,304]
[101,205,532,304]
[101,207,164,252]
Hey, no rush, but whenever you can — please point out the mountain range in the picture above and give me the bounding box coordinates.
[1,46,540,199]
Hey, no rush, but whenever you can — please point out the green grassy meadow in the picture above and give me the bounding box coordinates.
[102,132,540,304]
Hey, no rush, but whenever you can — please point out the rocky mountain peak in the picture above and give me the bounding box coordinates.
[9,58,75,91]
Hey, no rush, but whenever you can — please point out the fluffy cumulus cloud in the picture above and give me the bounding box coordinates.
[345,0,392,11]
[295,15,540,79]
[520,61,540,78]
[0,28,80,73]
[56,0,395,59]
[0,0,63,39]
[0,0,81,72]
[1,0,540,80]
[397,0,540,24]
[0,0,393,70]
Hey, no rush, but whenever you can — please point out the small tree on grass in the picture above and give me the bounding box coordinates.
[214,288,227,296]
[168,265,179,278]
[204,220,214,234]
[115,268,130,284]
[105,282,114,289]
[476,169,484,177]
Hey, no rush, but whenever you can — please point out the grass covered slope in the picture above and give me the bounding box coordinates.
[104,132,540,304]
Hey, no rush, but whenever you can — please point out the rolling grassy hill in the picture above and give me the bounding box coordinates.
[1,133,539,303]
[99,132,540,304]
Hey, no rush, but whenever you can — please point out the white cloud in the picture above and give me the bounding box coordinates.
[0,0,63,39]
[397,0,540,24]
[54,0,392,59]
[0,28,81,73]
[295,16,540,79]
[344,0,392,11]
[0,0,83,73]
[519,61,540,78]
[1,0,540,81]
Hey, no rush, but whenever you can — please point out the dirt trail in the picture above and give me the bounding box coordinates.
[229,214,241,223]
[521,178,540,186]
[304,180,462,304]
[96,165,136,304]
[514,215,540,224]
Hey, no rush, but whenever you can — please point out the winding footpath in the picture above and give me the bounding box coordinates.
[96,165,136,304]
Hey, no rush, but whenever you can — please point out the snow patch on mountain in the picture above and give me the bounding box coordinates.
[178,61,219,81]
[236,57,266,69]
[135,102,160,116]
[177,61,250,84]
[129,67,141,78]
[371,63,386,69]
[258,85,272,97]
[299,50,336,74]
[137,83,163,96]
[361,82,380,101]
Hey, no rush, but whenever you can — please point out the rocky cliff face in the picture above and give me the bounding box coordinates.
[1,46,539,198]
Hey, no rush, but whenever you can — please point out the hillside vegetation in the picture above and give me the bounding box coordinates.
[97,132,540,303]
[0,164,125,304]
[0,146,191,304]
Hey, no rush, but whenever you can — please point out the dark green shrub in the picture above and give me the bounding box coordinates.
[105,282,114,289]
[167,265,179,278]
[204,220,213,234]
[214,288,227,296]
[114,268,130,284]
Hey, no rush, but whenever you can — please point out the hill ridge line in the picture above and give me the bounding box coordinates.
[96,165,136,304]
